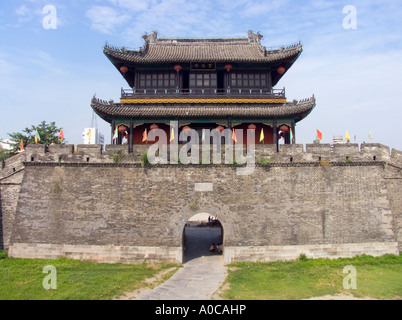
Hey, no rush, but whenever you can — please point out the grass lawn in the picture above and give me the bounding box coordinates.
[0,250,177,300]
[222,254,402,300]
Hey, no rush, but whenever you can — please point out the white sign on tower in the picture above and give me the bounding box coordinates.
[82,128,104,145]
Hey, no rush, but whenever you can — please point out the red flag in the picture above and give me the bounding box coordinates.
[20,139,24,151]
[59,129,64,142]
[232,128,237,143]
[316,129,323,141]
[142,129,147,142]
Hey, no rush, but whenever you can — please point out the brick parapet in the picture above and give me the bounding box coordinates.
[9,143,400,167]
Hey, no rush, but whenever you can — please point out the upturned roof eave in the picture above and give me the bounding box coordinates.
[103,43,302,65]
[91,96,315,124]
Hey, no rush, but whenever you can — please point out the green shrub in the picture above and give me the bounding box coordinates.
[258,157,270,166]
[112,150,123,163]
[141,151,149,167]
[319,159,332,167]
[189,198,199,211]
[298,253,308,261]
[0,250,8,259]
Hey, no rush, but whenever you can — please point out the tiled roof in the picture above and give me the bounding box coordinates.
[91,96,315,123]
[104,31,302,64]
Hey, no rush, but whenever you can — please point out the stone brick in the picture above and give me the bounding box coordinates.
[2,143,401,263]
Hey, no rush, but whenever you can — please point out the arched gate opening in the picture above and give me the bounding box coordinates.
[182,213,223,263]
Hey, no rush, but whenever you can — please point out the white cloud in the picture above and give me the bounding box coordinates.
[112,0,240,47]
[242,0,288,17]
[15,5,34,23]
[16,5,31,17]
[86,6,130,34]
[108,0,150,12]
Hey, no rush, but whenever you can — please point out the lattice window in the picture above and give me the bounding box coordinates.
[139,72,176,89]
[189,73,217,88]
[230,72,267,89]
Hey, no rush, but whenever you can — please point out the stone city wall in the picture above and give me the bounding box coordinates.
[2,143,401,263]
[0,153,25,250]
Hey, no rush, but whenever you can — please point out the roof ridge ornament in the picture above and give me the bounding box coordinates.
[142,30,158,44]
[248,30,263,43]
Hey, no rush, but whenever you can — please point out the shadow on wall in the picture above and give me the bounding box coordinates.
[182,217,223,263]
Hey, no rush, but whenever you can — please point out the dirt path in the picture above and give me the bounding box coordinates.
[114,267,179,300]
[134,255,227,300]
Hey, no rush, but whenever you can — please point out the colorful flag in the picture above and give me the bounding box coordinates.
[112,127,118,140]
[316,129,323,141]
[34,129,41,144]
[369,129,373,141]
[232,128,237,143]
[20,139,24,151]
[59,129,64,142]
[260,129,264,142]
[142,129,147,142]
[290,128,294,144]
[346,130,350,142]
[170,127,174,142]
[87,129,92,144]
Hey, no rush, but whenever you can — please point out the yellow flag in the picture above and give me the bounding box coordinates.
[87,129,92,144]
[260,128,264,142]
[170,127,174,142]
[346,130,350,142]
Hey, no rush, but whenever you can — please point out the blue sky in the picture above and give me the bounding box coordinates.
[1,0,402,151]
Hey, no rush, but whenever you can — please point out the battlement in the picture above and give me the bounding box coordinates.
[2,141,402,261]
[3,143,399,168]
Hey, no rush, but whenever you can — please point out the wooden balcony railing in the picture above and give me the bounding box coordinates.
[121,88,286,99]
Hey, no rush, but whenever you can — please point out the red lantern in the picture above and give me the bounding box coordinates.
[248,124,257,130]
[279,125,289,133]
[150,124,159,130]
[216,125,224,132]
[277,67,285,75]
[182,126,191,131]
[118,125,127,133]
[224,64,233,71]
[174,65,182,72]
[120,66,129,74]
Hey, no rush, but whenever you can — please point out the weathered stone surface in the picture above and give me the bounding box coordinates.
[9,243,181,264]
[225,242,399,264]
[0,153,25,250]
[1,143,401,263]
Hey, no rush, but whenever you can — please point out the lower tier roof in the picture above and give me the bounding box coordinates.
[91,96,316,124]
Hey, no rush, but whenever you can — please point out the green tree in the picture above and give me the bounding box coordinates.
[8,121,66,152]
[0,147,12,162]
